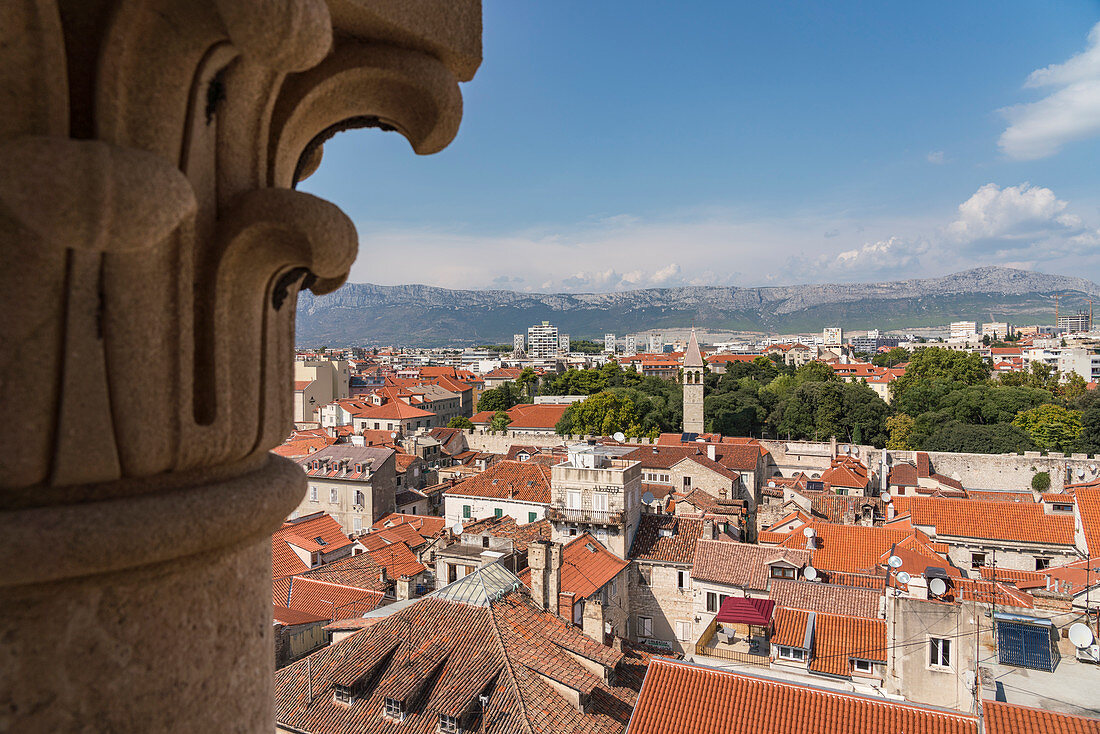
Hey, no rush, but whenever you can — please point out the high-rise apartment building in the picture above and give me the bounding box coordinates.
[647,333,664,354]
[823,327,843,348]
[513,333,525,354]
[949,321,978,340]
[625,334,637,356]
[527,321,560,359]
[604,333,617,352]
[1057,311,1091,334]
[559,333,571,353]
[982,322,1011,339]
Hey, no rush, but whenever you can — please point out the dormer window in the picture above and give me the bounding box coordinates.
[439,714,462,733]
[383,697,404,721]
[333,685,355,705]
[770,565,796,580]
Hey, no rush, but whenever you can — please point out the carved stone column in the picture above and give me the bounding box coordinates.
[0,2,480,730]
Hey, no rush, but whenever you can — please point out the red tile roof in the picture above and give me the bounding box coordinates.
[294,552,389,594]
[630,514,705,564]
[364,540,427,579]
[769,579,882,619]
[691,540,810,590]
[275,591,637,734]
[1077,488,1100,556]
[445,460,552,503]
[983,700,1100,734]
[372,513,447,540]
[273,604,329,626]
[518,534,629,600]
[457,515,554,552]
[777,521,934,576]
[628,658,977,734]
[907,496,1076,546]
[809,612,887,677]
[272,514,354,578]
[274,576,385,622]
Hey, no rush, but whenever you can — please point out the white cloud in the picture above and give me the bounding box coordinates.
[926,150,946,164]
[998,22,1100,160]
[946,183,1078,242]
[345,184,1100,292]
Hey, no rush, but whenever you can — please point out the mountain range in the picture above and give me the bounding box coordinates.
[295,266,1100,347]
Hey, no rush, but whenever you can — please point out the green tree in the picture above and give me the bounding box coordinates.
[1031,471,1051,491]
[489,410,512,432]
[922,422,1034,454]
[1060,371,1088,402]
[871,347,910,368]
[886,414,915,450]
[1077,393,1100,455]
[447,416,474,429]
[515,367,539,400]
[890,347,990,402]
[477,382,523,412]
[555,391,641,436]
[1012,404,1082,452]
[569,339,605,354]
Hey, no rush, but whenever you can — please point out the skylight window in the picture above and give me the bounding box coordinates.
[314,537,327,546]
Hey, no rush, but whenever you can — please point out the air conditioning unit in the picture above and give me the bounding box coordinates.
[1077,644,1100,664]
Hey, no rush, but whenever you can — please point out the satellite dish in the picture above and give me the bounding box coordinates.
[804,566,818,581]
[880,492,892,503]
[803,527,816,538]
[641,491,655,504]
[452,522,464,535]
[896,571,911,585]
[390,432,398,439]
[1078,468,1086,478]
[1068,623,1095,648]
[963,671,976,691]
[613,431,626,443]
[888,555,903,569]
[929,578,948,596]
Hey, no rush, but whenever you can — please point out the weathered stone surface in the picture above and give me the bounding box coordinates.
[0,0,481,729]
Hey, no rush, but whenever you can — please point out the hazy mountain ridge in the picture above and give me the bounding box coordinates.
[296,267,1100,346]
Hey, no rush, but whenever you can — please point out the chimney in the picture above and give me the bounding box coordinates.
[548,542,563,611]
[529,541,549,610]
[703,517,715,540]
[379,567,388,586]
[830,435,838,458]
[396,575,415,601]
[887,502,895,521]
[707,444,716,461]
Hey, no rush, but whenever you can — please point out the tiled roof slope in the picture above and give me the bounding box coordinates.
[908,496,1076,546]
[457,515,553,552]
[446,460,552,503]
[691,540,810,590]
[630,515,705,564]
[1077,488,1100,556]
[274,592,638,734]
[809,612,887,677]
[295,552,389,594]
[518,534,629,600]
[273,577,385,622]
[769,579,882,619]
[983,700,1100,734]
[372,513,448,540]
[627,658,977,734]
[777,522,925,575]
[273,514,353,578]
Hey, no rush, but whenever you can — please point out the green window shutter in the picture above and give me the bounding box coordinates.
[463,505,471,519]
[528,512,537,523]
[494,507,503,518]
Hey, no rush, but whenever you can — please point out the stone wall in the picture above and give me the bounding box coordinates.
[628,562,696,654]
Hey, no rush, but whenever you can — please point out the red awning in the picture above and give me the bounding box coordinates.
[716,597,775,626]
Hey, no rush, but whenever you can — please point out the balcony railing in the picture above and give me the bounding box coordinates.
[547,507,623,524]
[694,617,772,668]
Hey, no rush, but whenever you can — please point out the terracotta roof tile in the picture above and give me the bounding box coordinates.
[691,540,810,590]
[518,534,628,600]
[983,700,1100,734]
[1077,488,1100,556]
[445,460,552,503]
[628,658,976,734]
[630,514,705,564]
[908,496,1076,546]
[777,521,932,576]
[769,579,882,619]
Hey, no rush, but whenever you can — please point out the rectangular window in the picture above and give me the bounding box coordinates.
[353,517,362,533]
[494,507,503,518]
[639,566,651,585]
[683,476,691,490]
[778,646,805,662]
[852,659,873,674]
[333,685,354,705]
[463,505,471,519]
[528,511,538,523]
[677,570,687,590]
[439,714,461,734]
[929,638,951,667]
[706,592,718,612]
[1035,557,1050,571]
[383,698,404,721]
[971,552,986,569]
[770,566,796,580]
[639,616,653,637]
[567,490,581,509]
[481,535,490,548]
[676,620,691,641]
[593,492,609,512]
[309,487,318,502]
[330,488,339,503]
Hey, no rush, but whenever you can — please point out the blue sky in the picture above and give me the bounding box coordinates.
[302,1,1100,292]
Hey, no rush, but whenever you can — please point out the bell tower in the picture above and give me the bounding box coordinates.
[683,327,705,434]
